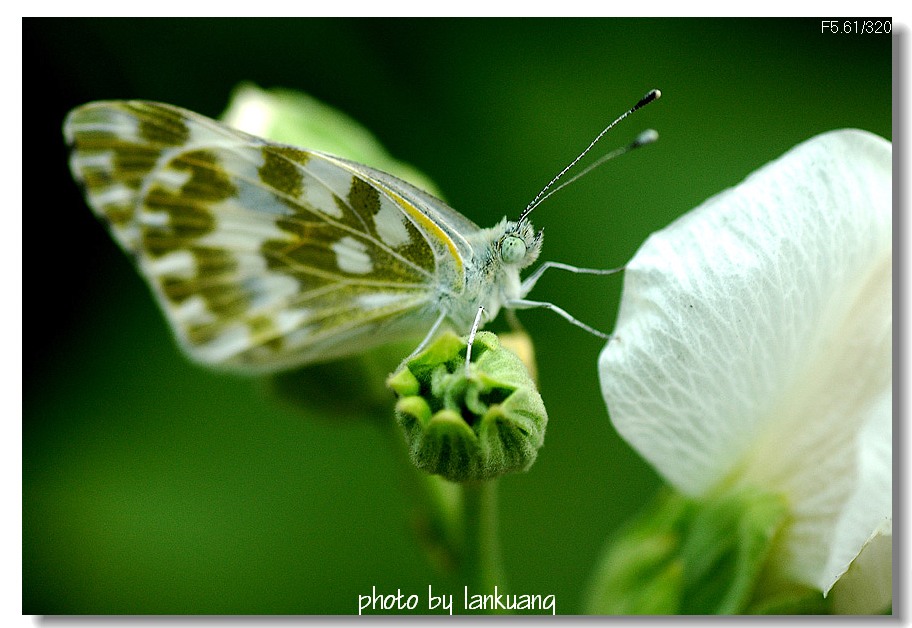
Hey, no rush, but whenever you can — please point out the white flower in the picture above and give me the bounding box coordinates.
[599,129,891,613]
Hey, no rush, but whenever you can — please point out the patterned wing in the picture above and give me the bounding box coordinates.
[64,101,471,372]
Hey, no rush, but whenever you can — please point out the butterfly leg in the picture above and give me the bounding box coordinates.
[505,308,527,334]
[520,261,625,297]
[507,299,610,339]
[402,309,449,365]
[464,306,486,374]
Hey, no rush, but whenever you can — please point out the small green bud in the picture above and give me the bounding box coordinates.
[388,331,548,483]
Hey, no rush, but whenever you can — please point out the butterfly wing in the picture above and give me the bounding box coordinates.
[64,100,474,372]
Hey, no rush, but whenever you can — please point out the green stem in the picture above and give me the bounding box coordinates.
[379,417,462,574]
[461,480,508,611]
[381,417,509,613]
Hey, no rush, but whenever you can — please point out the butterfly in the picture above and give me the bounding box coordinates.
[63,92,659,373]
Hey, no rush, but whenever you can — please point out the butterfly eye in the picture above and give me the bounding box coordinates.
[500,235,527,265]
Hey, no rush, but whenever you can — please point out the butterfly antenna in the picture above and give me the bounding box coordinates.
[518,89,661,223]
[528,129,659,211]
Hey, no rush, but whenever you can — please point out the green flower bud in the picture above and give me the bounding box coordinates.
[387,331,547,483]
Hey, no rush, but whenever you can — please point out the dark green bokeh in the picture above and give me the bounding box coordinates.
[24,18,891,614]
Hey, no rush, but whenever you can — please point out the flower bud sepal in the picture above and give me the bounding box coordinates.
[583,486,833,614]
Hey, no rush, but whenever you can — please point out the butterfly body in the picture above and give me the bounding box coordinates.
[64,101,543,372]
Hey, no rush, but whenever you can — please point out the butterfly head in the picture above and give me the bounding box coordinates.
[498,219,542,270]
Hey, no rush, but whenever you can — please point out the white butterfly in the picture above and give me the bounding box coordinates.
[63,91,659,373]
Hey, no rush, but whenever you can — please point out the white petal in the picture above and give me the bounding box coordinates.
[599,130,891,590]
[830,524,893,614]
[820,398,892,600]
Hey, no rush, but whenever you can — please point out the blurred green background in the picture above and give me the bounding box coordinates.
[24,18,891,614]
